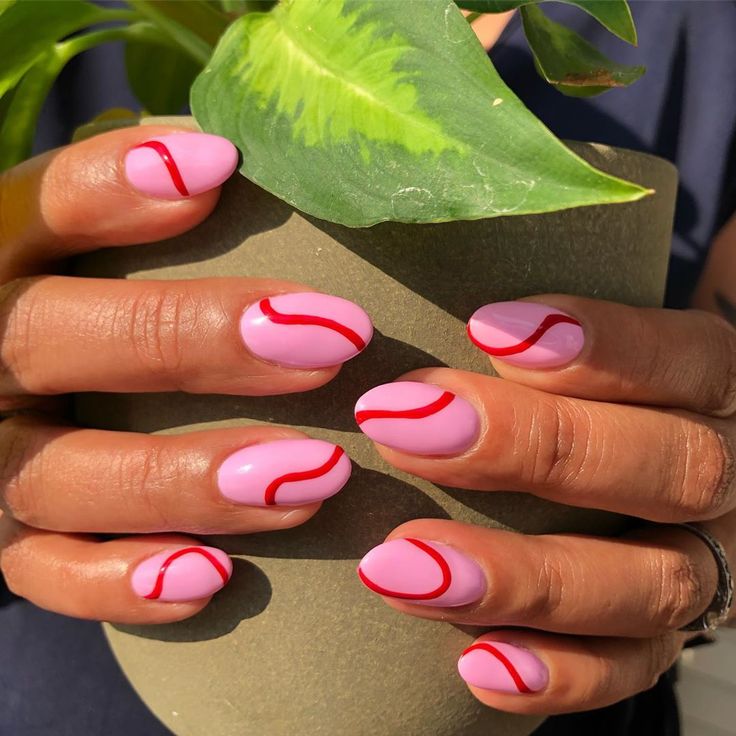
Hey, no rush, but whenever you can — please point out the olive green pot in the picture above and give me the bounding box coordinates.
[74,122,677,736]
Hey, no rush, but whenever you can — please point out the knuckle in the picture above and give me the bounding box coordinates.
[522,546,569,621]
[668,419,732,520]
[651,549,706,630]
[698,311,736,417]
[640,636,679,692]
[0,276,43,393]
[0,416,44,524]
[124,286,198,384]
[526,398,598,493]
[111,440,178,530]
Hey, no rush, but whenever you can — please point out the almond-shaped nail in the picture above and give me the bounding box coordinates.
[217,438,352,507]
[357,538,486,607]
[467,301,583,368]
[458,641,548,694]
[124,133,238,199]
[240,293,373,369]
[355,381,479,455]
[131,546,232,602]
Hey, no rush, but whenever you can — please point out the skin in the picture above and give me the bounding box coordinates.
[0,125,735,714]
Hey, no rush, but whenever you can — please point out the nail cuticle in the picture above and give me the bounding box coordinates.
[467,301,584,369]
[355,381,480,456]
[357,538,487,608]
[217,438,352,507]
[240,293,373,369]
[124,133,238,200]
[458,640,549,694]
[131,546,232,602]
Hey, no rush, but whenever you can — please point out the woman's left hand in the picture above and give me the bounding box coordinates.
[355,294,736,714]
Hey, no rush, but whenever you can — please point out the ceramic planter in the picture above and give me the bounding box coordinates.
[74,121,677,736]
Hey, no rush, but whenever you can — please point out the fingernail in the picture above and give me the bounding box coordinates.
[217,438,352,507]
[355,381,479,455]
[467,302,584,368]
[240,293,373,369]
[357,538,486,607]
[131,546,232,602]
[458,641,548,694]
[124,133,238,199]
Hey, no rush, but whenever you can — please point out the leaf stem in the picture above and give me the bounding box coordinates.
[125,1,213,64]
[0,22,167,171]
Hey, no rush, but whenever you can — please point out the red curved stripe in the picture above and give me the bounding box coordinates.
[355,390,454,425]
[468,313,580,356]
[264,445,345,506]
[461,643,533,694]
[133,140,189,197]
[260,298,366,351]
[358,538,452,600]
[144,547,230,600]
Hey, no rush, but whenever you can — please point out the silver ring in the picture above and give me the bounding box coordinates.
[678,523,734,632]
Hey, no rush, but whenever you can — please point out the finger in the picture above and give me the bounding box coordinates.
[357,519,720,636]
[456,630,683,715]
[355,369,733,523]
[0,417,351,533]
[0,126,238,278]
[0,517,232,624]
[0,276,374,396]
[467,296,736,417]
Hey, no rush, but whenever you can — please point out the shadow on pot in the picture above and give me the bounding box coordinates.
[73,331,446,434]
[113,558,272,642]
[212,465,451,560]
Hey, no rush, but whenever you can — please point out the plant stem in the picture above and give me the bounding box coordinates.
[125,1,212,64]
[0,22,167,171]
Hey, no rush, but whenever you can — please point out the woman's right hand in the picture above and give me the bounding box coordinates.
[0,127,371,623]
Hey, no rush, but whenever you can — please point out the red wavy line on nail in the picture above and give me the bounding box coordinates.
[260,298,366,351]
[467,313,580,356]
[355,390,454,425]
[144,547,230,600]
[358,538,452,600]
[461,642,533,694]
[133,140,189,197]
[264,445,345,506]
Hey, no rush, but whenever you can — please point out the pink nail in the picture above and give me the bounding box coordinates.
[217,438,352,507]
[240,293,373,369]
[131,546,232,602]
[467,302,584,368]
[354,381,479,455]
[357,538,486,607]
[124,133,238,199]
[458,641,548,694]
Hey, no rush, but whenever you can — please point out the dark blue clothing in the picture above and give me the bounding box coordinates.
[4,2,736,734]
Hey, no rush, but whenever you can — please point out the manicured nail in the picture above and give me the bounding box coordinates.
[354,381,479,455]
[124,133,238,199]
[131,546,232,602]
[217,438,352,507]
[357,538,486,607]
[240,293,373,369]
[467,302,584,368]
[458,641,548,694]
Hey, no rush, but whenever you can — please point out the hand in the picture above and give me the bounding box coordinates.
[0,126,371,623]
[355,295,736,714]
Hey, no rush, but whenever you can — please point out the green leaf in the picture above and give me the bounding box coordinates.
[192,0,648,228]
[521,4,644,96]
[0,0,107,99]
[126,41,201,114]
[455,1,636,45]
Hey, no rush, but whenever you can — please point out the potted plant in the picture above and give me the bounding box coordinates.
[0,2,677,735]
